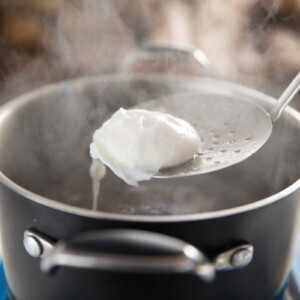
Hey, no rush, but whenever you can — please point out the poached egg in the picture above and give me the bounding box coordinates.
[90,108,201,186]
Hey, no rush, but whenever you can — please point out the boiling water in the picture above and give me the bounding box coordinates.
[84,172,256,215]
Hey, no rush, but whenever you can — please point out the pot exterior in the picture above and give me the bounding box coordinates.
[0,183,299,300]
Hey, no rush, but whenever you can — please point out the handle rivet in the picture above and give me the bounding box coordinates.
[24,235,43,257]
[231,248,253,268]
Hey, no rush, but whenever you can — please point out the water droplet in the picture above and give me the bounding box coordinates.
[245,137,252,141]
[229,130,236,135]
[229,140,236,144]
[235,149,241,153]
[213,135,220,139]
[208,147,214,151]
[223,122,229,127]
[212,141,219,145]
[214,161,220,164]
[220,149,227,153]
[205,157,212,160]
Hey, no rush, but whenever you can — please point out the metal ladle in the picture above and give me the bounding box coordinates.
[151,72,300,178]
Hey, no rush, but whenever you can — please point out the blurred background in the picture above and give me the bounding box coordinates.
[0,0,299,106]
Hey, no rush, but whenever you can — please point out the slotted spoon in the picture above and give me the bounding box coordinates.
[145,72,300,178]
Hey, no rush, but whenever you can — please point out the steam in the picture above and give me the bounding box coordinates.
[2,0,300,99]
[51,0,135,74]
[191,0,276,83]
[1,0,136,103]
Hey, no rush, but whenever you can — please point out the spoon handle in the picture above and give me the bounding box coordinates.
[270,72,300,122]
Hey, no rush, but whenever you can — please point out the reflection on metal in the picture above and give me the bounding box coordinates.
[214,244,254,271]
[23,229,54,258]
[37,229,216,282]
[123,43,209,75]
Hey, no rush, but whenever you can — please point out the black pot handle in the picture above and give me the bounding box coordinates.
[24,229,253,281]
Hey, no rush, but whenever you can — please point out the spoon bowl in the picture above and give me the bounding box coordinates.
[150,72,300,178]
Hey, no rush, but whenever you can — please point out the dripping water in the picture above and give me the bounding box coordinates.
[89,159,106,210]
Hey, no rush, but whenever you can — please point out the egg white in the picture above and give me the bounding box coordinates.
[90,108,201,186]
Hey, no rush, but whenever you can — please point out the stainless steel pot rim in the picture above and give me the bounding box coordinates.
[0,74,299,223]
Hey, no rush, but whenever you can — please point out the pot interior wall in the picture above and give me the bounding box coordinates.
[0,76,299,215]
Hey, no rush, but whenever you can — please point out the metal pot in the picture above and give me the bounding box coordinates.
[0,73,299,300]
